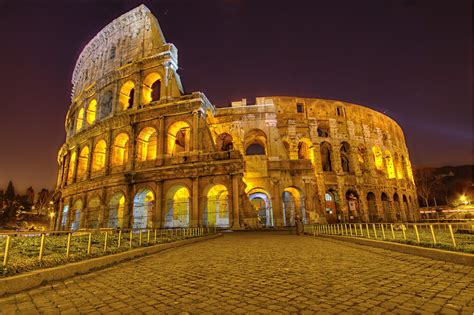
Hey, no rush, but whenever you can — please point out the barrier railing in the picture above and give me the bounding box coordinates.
[0,227,217,276]
[304,223,474,253]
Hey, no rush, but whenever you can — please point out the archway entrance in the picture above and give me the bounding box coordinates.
[108,193,125,228]
[325,191,339,223]
[367,192,378,222]
[346,190,359,222]
[133,189,154,229]
[205,184,230,228]
[165,185,190,228]
[282,187,306,226]
[248,189,273,227]
[393,193,402,222]
[381,193,391,222]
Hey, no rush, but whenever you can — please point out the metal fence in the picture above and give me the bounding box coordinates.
[304,222,474,253]
[0,227,216,276]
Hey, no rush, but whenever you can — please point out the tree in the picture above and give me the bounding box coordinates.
[35,189,53,215]
[5,181,15,201]
[414,168,441,207]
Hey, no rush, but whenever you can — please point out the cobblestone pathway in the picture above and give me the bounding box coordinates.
[0,232,473,314]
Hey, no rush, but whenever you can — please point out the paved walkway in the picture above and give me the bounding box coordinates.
[0,232,473,314]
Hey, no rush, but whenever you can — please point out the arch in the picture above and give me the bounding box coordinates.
[133,189,154,229]
[298,139,314,162]
[118,81,135,111]
[86,99,97,125]
[137,127,158,162]
[67,151,77,182]
[167,121,191,156]
[204,184,229,227]
[76,146,89,180]
[282,187,306,226]
[248,188,273,227]
[381,192,392,222]
[142,72,161,104]
[384,150,396,179]
[216,133,234,152]
[393,193,402,221]
[92,140,107,172]
[367,192,378,222]
[71,199,83,231]
[340,142,351,173]
[112,133,129,166]
[244,129,267,156]
[86,195,101,228]
[325,190,340,223]
[346,190,360,220]
[372,146,383,171]
[108,192,125,228]
[320,141,333,171]
[165,185,190,228]
[317,121,330,137]
[76,108,84,132]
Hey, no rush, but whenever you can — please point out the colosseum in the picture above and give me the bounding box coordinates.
[54,5,418,231]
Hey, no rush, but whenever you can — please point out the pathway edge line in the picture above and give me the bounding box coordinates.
[0,234,222,297]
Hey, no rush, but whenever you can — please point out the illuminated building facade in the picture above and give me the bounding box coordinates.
[54,5,417,230]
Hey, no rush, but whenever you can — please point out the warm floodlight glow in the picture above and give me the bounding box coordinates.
[384,150,395,179]
[112,133,129,166]
[372,146,383,171]
[92,140,107,171]
[76,108,84,132]
[142,72,161,104]
[137,127,157,161]
[119,81,135,110]
[86,99,97,125]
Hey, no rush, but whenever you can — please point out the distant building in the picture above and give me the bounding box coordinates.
[54,5,417,230]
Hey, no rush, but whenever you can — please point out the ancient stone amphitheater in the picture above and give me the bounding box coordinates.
[54,5,417,230]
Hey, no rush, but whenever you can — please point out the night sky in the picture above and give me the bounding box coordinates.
[0,0,471,191]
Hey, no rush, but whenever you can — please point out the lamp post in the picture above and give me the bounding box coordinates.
[49,212,55,231]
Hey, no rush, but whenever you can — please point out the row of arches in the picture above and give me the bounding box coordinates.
[61,184,230,231]
[73,72,163,134]
[66,121,191,183]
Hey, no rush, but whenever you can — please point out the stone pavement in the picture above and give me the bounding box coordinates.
[0,232,473,314]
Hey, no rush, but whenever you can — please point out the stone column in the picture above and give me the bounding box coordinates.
[129,123,137,171]
[191,110,200,153]
[155,180,163,228]
[124,182,135,228]
[86,139,94,180]
[81,194,88,229]
[71,147,80,184]
[157,117,165,166]
[192,177,199,227]
[302,178,315,223]
[163,62,169,100]
[99,187,107,228]
[231,174,242,229]
[271,178,283,227]
[105,129,113,175]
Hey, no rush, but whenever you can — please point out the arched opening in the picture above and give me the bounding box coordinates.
[137,127,157,162]
[87,196,101,229]
[86,99,97,125]
[133,189,154,229]
[248,189,273,227]
[112,133,129,166]
[381,192,391,222]
[142,72,161,104]
[167,121,191,156]
[325,190,339,223]
[119,81,135,110]
[205,184,229,227]
[108,193,125,228]
[76,146,89,180]
[67,151,77,183]
[298,139,314,162]
[320,142,333,171]
[92,140,107,172]
[346,190,359,221]
[100,90,113,118]
[384,150,396,179]
[216,133,233,151]
[71,200,82,231]
[282,187,306,226]
[76,108,84,132]
[372,146,383,171]
[165,185,190,228]
[317,122,330,137]
[393,193,402,221]
[340,142,351,173]
[244,129,267,156]
[367,192,378,222]
[61,205,69,230]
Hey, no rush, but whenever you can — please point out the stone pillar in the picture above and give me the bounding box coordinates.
[129,123,137,171]
[155,180,163,228]
[271,178,283,227]
[302,178,315,223]
[125,183,135,228]
[191,110,200,153]
[99,187,107,228]
[231,174,242,229]
[192,177,199,227]
[71,147,80,184]
[157,117,165,166]
[81,194,88,229]
[163,62,169,100]
[86,139,94,180]
[105,129,113,175]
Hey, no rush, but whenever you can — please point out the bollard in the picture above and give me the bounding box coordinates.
[38,234,46,263]
[349,224,353,236]
[139,230,142,246]
[372,224,378,239]
[147,230,151,244]
[414,224,420,244]
[2,235,11,269]
[87,232,92,254]
[402,224,406,240]
[448,224,456,248]
[104,231,108,252]
[66,233,72,258]
[118,230,122,248]
[366,224,370,238]
[390,224,395,240]
[429,225,437,245]
[344,224,348,236]
[129,230,133,248]
[381,224,386,240]
[154,229,157,243]
[359,224,363,237]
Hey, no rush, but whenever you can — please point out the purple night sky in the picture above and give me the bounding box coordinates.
[0,0,472,191]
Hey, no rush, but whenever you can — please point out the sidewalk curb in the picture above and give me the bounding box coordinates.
[307,234,474,266]
[0,233,222,297]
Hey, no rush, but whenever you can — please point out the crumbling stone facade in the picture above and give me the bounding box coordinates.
[55,5,417,230]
